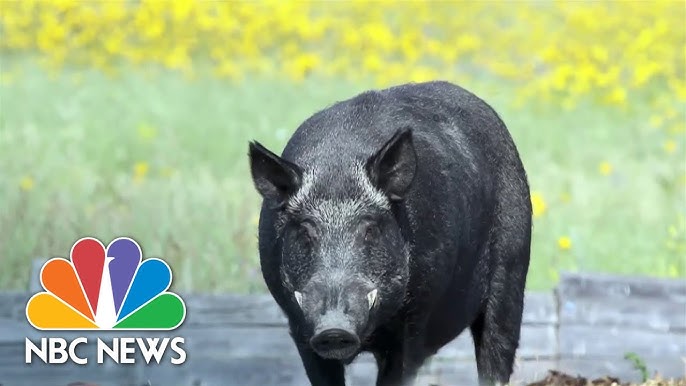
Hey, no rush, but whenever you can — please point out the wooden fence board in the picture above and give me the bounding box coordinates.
[522,293,557,325]
[559,296,686,332]
[559,324,686,358]
[558,272,686,333]
[180,291,556,328]
[419,359,562,386]
[0,292,29,320]
[183,294,288,327]
[1,271,685,385]
[435,324,557,360]
[558,272,686,302]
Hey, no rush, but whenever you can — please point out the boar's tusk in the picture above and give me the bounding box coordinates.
[294,291,303,307]
[366,289,378,310]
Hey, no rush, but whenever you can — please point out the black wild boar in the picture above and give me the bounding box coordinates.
[248,81,532,386]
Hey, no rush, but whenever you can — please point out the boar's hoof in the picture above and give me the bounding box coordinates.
[309,328,360,360]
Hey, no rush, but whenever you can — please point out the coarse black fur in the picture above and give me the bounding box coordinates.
[248,81,532,386]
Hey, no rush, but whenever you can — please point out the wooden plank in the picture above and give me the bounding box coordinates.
[0,291,558,328]
[388,359,560,386]
[435,324,557,360]
[178,325,297,360]
[4,335,684,385]
[558,271,686,302]
[510,359,560,386]
[555,358,686,383]
[523,292,557,324]
[24,258,557,327]
[8,324,296,367]
[183,294,288,327]
[347,358,481,386]
[0,357,681,386]
[181,291,556,327]
[5,268,685,385]
[559,295,686,332]
[425,358,686,386]
[29,258,46,293]
[559,324,686,359]
[0,319,42,344]
[0,292,30,320]
[517,324,558,359]
[424,359,561,386]
[2,320,553,363]
[118,356,312,386]
[0,360,305,386]
[0,375,121,386]
[0,323,555,386]
[0,342,133,386]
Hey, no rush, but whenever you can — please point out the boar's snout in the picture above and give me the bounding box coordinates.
[308,306,364,360]
[297,275,377,360]
[310,325,360,360]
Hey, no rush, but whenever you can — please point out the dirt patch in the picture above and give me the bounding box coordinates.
[526,370,686,386]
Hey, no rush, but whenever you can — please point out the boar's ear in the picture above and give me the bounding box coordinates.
[249,141,302,208]
[366,128,417,201]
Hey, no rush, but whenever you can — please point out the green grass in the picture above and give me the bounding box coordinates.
[1,58,684,293]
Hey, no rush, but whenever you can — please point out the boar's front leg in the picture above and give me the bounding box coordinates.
[297,344,346,386]
[374,348,404,386]
[373,330,425,386]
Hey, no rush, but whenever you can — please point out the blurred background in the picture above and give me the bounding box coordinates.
[0,0,684,294]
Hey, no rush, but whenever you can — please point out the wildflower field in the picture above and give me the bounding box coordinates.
[0,1,684,292]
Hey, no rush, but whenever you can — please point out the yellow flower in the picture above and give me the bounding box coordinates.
[557,236,572,250]
[408,67,438,83]
[455,34,481,53]
[668,123,685,135]
[590,45,608,63]
[215,61,240,79]
[663,139,677,154]
[668,225,678,237]
[0,71,15,85]
[19,176,34,191]
[133,162,149,182]
[632,61,661,87]
[598,161,613,176]
[531,191,547,218]
[286,53,321,82]
[667,264,679,278]
[362,53,384,72]
[671,78,686,102]
[137,123,158,142]
[594,66,619,87]
[560,192,572,204]
[551,64,573,90]
[604,87,627,106]
[649,114,664,129]
[1,0,684,114]
[160,166,176,178]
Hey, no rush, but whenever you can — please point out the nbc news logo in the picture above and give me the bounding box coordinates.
[24,237,187,365]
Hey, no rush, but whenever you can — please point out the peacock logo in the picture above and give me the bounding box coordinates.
[25,237,186,330]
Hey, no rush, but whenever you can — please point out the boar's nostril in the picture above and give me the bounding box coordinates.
[310,328,360,359]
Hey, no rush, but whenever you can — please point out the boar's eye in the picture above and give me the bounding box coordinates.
[364,223,381,242]
[298,220,317,246]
